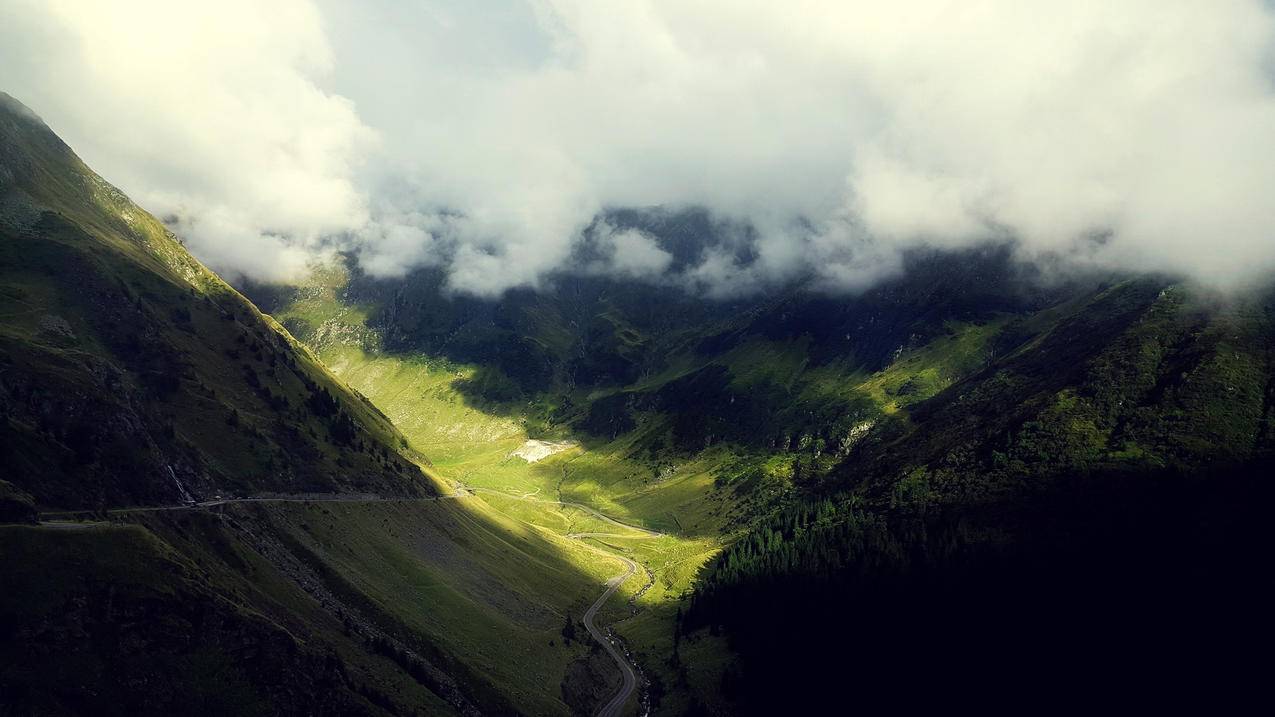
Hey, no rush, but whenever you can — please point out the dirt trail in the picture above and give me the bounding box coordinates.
[471,487,662,537]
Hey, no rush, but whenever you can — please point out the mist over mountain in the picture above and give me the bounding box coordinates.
[4,4,1275,716]
[4,1,1275,297]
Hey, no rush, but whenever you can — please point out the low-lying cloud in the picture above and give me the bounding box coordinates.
[3,0,1275,295]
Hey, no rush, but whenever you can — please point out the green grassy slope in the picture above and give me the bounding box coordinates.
[841,279,1275,503]
[0,93,643,716]
[254,287,730,715]
[0,93,431,509]
[243,498,625,715]
[0,521,458,716]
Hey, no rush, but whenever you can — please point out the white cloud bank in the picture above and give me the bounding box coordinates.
[2,0,1275,294]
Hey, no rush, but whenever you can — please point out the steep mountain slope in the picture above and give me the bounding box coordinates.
[0,92,431,510]
[0,94,636,716]
[687,277,1275,713]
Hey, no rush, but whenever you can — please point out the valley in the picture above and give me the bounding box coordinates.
[4,86,1273,716]
[251,275,744,714]
[0,94,673,715]
[231,244,1096,713]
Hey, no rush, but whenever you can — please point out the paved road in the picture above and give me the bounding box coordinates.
[33,520,105,530]
[472,486,657,716]
[583,553,641,717]
[37,489,467,520]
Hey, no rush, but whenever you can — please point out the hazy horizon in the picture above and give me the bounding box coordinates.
[4,0,1274,296]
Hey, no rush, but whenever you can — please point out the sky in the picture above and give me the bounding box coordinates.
[2,0,1275,296]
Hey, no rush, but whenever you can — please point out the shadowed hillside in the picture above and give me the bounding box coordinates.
[686,278,1275,713]
[0,94,637,716]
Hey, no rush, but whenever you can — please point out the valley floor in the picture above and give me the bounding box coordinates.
[320,345,741,715]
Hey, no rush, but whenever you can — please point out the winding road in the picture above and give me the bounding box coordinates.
[470,485,659,716]
[583,553,641,717]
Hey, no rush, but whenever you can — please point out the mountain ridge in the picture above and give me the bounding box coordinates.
[1,93,638,716]
[0,92,433,509]
[4,88,1273,715]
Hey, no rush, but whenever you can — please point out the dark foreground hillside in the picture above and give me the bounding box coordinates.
[687,279,1275,712]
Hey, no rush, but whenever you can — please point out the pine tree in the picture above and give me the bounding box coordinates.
[561,613,577,643]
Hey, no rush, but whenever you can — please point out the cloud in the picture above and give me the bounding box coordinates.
[608,228,673,278]
[3,0,1275,294]
[0,0,373,281]
[576,222,673,280]
[355,213,450,279]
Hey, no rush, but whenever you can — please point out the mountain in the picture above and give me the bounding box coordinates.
[0,94,637,716]
[248,223,1274,713]
[686,278,1275,712]
[0,93,433,510]
[4,87,1272,716]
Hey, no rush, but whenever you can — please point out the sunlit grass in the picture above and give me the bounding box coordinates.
[258,266,1024,714]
